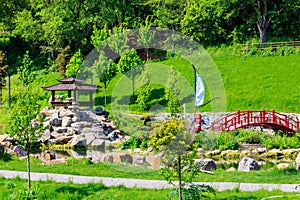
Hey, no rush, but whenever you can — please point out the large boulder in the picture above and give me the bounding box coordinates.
[133,155,145,166]
[238,156,259,172]
[13,146,27,157]
[145,154,163,169]
[194,158,217,171]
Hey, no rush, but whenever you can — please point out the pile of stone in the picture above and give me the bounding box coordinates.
[39,107,124,148]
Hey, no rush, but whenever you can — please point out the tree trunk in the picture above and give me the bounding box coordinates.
[26,142,31,190]
[178,155,182,200]
[104,83,107,107]
[0,88,2,105]
[257,17,268,45]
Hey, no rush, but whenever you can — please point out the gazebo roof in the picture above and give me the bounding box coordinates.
[42,83,100,91]
[57,77,85,83]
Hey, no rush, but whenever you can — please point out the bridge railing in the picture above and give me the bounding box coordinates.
[211,110,300,133]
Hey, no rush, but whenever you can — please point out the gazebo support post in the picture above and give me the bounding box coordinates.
[89,91,93,109]
[51,91,55,108]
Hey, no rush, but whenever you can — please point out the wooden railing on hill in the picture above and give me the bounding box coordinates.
[237,41,300,54]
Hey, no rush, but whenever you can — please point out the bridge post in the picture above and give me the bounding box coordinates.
[272,110,275,124]
[211,122,215,131]
[237,110,241,124]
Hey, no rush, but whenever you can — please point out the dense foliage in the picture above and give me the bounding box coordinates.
[1,0,300,74]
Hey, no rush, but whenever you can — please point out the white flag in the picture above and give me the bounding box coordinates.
[195,74,205,106]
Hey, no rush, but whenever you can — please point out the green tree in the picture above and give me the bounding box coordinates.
[136,64,151,110]
[65,49,83,78]
[56,46,71,77]
[118,49,144,95]
[0,51,7,104]
[145,0,186,30]
[6,89,45,190]
[149,118,197,200]
[108,26,129,55]
[92,53,117,106]
[18,51,35,86]
[137,18,155,61]
[91,24,110,52]
[165,67,180,116]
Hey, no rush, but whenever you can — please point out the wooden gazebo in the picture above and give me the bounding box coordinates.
[42,77,100,109]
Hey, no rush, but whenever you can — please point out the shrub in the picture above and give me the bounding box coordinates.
[278,46,295,56]
[235,129,265,144]
[168,183,215,200]
[121,136,149,150]
[213,132,240,151]
[263,134,299,149]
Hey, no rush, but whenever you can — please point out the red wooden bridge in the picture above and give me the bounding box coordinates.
[211,110,300,134]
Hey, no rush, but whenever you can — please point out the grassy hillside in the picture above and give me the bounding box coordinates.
[1,52,299,131]
[213,54,300,112]
[96,53,300,113]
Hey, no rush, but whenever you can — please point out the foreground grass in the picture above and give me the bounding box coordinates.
[1,177,299,200]
[1,155,299,184]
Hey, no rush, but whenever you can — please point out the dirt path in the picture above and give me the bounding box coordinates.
[0,170,298,192]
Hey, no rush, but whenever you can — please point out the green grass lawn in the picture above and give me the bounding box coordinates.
[1,155,300,184]
[1,177,299,200]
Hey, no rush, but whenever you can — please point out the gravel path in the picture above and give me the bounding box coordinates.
[0,170,298,192]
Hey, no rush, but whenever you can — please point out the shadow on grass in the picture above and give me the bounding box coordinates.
[55,183,107,197]
[0,153,12,162]
[217,196,259,200]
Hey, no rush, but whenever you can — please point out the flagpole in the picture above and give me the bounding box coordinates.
[192,64,197,115]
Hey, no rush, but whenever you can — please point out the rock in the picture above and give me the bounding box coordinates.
[85,132,96,145]
[133,148,142,153]
[106,130,119,141]
[39,130,51,143]
[0,134,9,143]
[48,138,60,144]
[50,112,62,127]
[62,117,72,127]
[147,147,153,152]
[295,152,300,170]
[71,121,92,129]
[82,127,106,139]
[227,167,236,172]
[44,151,55,161]
[91,139,106,146]
[145,154,162,169]
[51,131,61,139]
[58,136,73,143]
[78,111,93,122]
[133,155,145,165]
[68,135,87,147]
[277,163,290,170]
[194,158,217,171]
[59,109,75,118]
[238,156,259,172]
[13,146,27,157]
[54,127,68,133]
[94,107,104,115]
